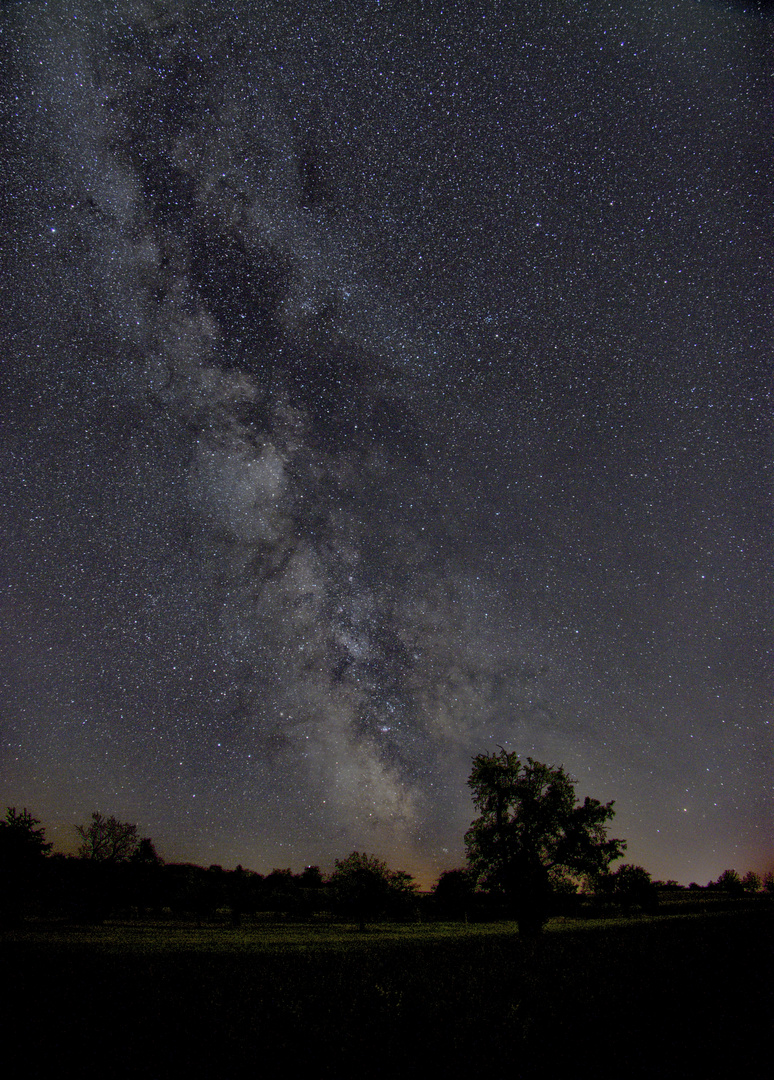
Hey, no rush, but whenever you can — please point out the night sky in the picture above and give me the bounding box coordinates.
[1,0,771,887]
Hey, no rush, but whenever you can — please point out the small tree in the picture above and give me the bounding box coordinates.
[432,868,477,921]
[601,863,658,914]
[298,865,325,888]
[263,868,300,915]
[384,869,420,921]
[465,750,625,936]
[0,807,52,864]
[131,838,162,866]
[75,813,140,862]
[329,852,417,930]
[715,869,743,895]
[741,871,761,894]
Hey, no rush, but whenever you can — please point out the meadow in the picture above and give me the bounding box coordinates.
[3,896,770,1079]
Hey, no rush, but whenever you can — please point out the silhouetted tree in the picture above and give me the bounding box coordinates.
[329,852,416,930]
[263,868,301,915]
[431,868,477,921]
[384,869,419,920]
[742,871,761,894]
[125,838,164,915]
[161,863,224,922]
[298,865,325,888]
[715,869,743,895]
[75,813,140,862]
[295,865,327,918]
[0,807,53,924]
[465,750,625,936]
[131,837,162,866]
[226,864,255,924]
[73,813,146,921]
[600,863,659,914]
[0,807,52,862]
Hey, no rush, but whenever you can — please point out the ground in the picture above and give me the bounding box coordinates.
[3,895,770,1079]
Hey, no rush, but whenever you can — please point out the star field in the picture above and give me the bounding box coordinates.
[0,0,771,885]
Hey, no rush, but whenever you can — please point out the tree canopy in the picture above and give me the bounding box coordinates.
[465,750,625,934]
[0,807,52,866]
[329,851,418,930]
[75,812,140,862]
[0,807,53,925]
[598,863,658,914]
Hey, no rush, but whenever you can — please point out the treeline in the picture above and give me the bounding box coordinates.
[0,809,419,927]
[696,868,772,895]
[2,805,771,930]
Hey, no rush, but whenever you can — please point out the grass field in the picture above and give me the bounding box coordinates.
[3,898,771,1079]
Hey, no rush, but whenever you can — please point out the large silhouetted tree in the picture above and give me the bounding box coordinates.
[465,750,625,935]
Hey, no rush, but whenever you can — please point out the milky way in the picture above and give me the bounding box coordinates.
[1,1,770,884]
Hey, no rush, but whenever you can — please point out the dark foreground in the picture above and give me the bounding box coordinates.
[3,904,771,1079]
